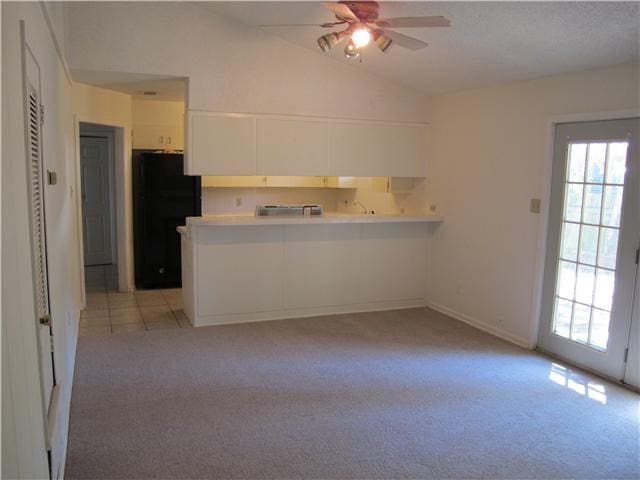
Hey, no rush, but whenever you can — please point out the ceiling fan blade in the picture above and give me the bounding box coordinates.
[379,29,428,50]
[322,2,359,22]
[258,22,342,28]
[375,16,451,28]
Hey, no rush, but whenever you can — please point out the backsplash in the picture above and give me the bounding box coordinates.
[201,188,339,215]
[335,178,428,215]
[201,181,428,216]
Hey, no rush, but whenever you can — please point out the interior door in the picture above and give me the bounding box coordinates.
[538,118,639,381]
[23,40,55,413]
[81,136,114,265]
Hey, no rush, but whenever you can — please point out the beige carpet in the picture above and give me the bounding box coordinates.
[65,307,639,479]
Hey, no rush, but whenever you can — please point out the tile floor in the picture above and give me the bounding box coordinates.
[80,265,192,336]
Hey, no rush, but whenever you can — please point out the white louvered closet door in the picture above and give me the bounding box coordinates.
[24,43,55,411]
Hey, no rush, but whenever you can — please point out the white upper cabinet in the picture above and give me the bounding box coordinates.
[133,125,184,150]
[186,111,428,177]
[257,118,328,176]
[328,121,427,177]
[187,113,256,175]
[132,100,185,150]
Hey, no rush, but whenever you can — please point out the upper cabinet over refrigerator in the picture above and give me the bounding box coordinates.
[185,111,429,178]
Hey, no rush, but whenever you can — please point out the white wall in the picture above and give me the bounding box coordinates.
[72,83,133,292]
[65,2,431,123]
[132,98,184,126]
[2,2,80,478]
[426,63,640,347]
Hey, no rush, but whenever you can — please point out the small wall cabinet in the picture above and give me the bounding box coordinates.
[132,99,185,150]
[186,111,429,178]
[133,125,184,150]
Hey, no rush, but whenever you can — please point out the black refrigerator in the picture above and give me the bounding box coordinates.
[133,152,201,289]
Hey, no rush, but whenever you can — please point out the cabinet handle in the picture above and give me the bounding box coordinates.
[159,136,164,144]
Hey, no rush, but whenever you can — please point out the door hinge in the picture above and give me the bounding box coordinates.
[40,104,45,126]
[50,335,54,353]
[635,247,639,265]
[624,347,629,363]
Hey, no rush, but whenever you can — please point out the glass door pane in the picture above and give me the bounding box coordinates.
[551,141,628,351]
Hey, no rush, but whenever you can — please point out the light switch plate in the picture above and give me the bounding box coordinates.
[530,198,541,214]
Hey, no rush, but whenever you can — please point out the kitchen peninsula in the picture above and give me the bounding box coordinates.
[179,213,442,327]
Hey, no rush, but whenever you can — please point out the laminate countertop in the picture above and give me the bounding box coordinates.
[179,213,443,231]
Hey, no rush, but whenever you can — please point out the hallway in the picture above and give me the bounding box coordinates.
[81,265,191,336]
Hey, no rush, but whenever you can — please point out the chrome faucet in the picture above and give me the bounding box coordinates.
[353,200,368,214]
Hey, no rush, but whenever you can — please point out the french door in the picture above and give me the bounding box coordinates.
[538,118,639,383]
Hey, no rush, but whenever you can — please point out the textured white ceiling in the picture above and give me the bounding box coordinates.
[206,1,640,96]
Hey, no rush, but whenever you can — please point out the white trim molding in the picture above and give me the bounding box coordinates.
[427,301,531,349]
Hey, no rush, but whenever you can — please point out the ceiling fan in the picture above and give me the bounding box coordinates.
[259,1,451,59]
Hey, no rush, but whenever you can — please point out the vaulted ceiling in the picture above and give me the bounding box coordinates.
[207,1,639,96]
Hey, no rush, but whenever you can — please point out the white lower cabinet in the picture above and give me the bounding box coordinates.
[195,226,284,316]
[360,223,428,302]
[284,224,362,309]
[184,221,431,326]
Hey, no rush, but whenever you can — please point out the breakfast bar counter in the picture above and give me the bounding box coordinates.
[178,213,442,327]
[184,212,443,227]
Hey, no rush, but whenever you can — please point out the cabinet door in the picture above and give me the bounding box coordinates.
[360,223,428,302]
[196,226,283,315]
[257,118,328,175]
[187,113,256,175]
[284,224,362,309]
[329,121,427,177]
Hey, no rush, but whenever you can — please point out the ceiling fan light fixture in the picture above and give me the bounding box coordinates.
[373,32,393,53]
[351,26,371,48]
[344,39,360,59]
[317,32,342,52]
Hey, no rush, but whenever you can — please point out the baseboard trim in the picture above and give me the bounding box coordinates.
[192,299,429,327]
[426,301,531,349]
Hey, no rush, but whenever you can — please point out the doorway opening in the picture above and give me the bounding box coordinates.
[79,123,118,328]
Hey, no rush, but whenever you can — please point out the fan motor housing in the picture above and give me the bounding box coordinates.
[337,1,380,22]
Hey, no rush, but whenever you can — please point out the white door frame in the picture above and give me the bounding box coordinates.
[530,109,640,372]
[73,115,133,308]
[80,125,117,265]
